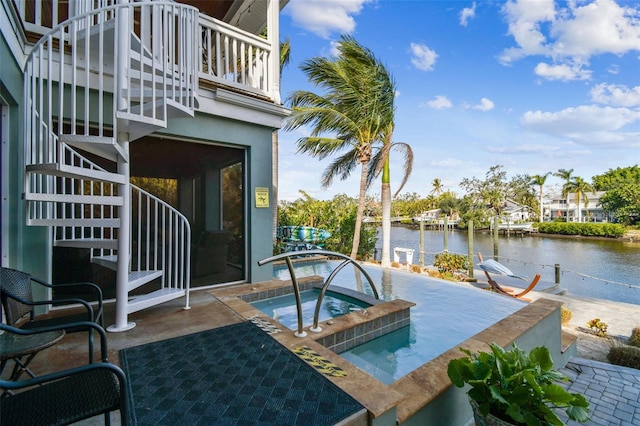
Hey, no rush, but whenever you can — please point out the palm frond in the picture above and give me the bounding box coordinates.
[321,149,359,188]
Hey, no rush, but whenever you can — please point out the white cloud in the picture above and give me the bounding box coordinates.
[410,42,438,71]
[425,95,452,109]
[500,0,556,62]
[462,98,495,111]
[473,98,495,111]
[590,83,640,107]
[460,2,476,27]
[534,62,592,81]
[500,0,640,81]
[521,105,640,148]
[286,0,372,38]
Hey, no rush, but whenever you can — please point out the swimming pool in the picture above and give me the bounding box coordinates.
[274,260,526,384]
[251,288,370,330]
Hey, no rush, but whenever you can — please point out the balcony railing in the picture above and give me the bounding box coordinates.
[14,0,278,102]
[198,14,273,99]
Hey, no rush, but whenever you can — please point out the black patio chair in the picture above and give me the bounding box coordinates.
[0,322,131,426]
[0,267,104,363]
[1,266,104,327]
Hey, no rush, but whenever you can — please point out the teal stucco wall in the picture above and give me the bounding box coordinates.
[162,112,275,284]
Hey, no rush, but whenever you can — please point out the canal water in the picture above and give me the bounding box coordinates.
[377,226,640,306]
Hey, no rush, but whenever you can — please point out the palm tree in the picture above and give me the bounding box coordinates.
[530,173,550,221]
[430,178,444,197]
[284,35,393,259]
[369,125,413,267]
[566,176,595,222]
[554,168,575,220]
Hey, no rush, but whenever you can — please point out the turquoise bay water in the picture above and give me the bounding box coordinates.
[381,226,640,305]
[274,262,525,384]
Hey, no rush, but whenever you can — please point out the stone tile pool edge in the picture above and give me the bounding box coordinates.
[210,277,570,425]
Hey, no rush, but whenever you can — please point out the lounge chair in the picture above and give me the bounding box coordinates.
[477,252,541,299]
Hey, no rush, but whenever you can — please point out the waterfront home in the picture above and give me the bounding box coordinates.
[501,198,533,223]
[545,191,610,222]
[1,0,289,330]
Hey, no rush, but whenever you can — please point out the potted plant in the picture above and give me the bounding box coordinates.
[447,343,589,425]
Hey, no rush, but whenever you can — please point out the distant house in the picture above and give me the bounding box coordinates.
[545,191,610,222]
[501,199,533,223]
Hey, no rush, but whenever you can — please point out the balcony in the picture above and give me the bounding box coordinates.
[13,0,280,103]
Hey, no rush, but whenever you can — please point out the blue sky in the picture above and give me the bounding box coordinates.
[276,0,640,202]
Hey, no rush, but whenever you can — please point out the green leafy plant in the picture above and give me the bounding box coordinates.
[434,252,468,273]
[447,343,589,425]
[586,318,608,337]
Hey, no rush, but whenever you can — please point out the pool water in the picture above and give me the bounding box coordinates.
[251,288,369,330]
[274,261,526,384]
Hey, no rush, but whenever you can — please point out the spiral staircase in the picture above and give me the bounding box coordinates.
[23,1,199,331]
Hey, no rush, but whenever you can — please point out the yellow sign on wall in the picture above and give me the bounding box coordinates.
[255,187,269,208]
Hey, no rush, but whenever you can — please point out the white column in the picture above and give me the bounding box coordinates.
[108,1,135,332]
[267,0,280,103]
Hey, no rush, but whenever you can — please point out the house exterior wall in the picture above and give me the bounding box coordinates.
[162,113,276,284]
[0,28,52,284]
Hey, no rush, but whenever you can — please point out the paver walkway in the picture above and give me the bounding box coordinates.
[558,357,640,425]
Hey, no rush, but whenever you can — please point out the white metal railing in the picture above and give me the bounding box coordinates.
[130,185,191,292]
[17,1,277,102]
[43,183,191,294]
[199,14,273,98]
[23,2,195,297]
[24,2,198,170]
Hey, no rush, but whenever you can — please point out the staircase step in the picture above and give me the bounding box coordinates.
[92,255,118,270]
[128,270,164,291]
[26,163,126,184]
[54,238,118,250]
[60,135,128,163]
[27,217,120,227]
[91,256,162,289]
[127,288,186,314]
[24,193,124,206]
[76,18,116,50]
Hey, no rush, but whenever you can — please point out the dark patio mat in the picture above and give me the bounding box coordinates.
[119,321,364,425]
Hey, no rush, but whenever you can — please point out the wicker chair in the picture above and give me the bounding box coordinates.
[0,322,130,426]
[1,267,104,328]
[0,267,104,364]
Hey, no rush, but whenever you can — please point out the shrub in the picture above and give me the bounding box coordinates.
[629,326,640,347]
[561,306,572,324]
[391,261,400,268]
[587,318,608,337]
[536,222,624,238]
[410,264,422,273]
[607,345,640,370]
[433,252,469,273]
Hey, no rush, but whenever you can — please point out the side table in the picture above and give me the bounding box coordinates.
[0,329,65,381]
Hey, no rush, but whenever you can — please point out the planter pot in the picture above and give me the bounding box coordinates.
[469,398,516,426]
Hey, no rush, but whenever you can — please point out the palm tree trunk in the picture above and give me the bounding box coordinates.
[381,182,391,267]
[539,186,544,222]
[351,163,369,259]
[380,156,392,267]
